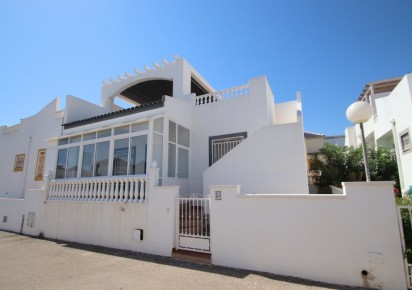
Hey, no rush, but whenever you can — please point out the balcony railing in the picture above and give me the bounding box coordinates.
[48,176,149,203]
[195,84,249,106]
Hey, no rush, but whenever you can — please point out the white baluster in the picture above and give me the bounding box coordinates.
[56,182,61,200]
[74,181,79,200]
[96,180,102,201]
[109,179,114,202]
[124,178,130,202]
[119,179,124,202]
[63,181,68,200]
[146,178,149,202]
[133,179,138,202]
[137,179,142,202]
[49,182,54,200]
[128,178,134,202]
[91,181,96,201]
[82,180,87,201]
[71,181,75,200]
[63,181,67,200]
[114,179,119,202]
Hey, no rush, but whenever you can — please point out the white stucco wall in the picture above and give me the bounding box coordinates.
[210,182,406,290]
[275,100,299,124]
[204,122,308,194]
[0,99,62,198]
[189,76,282,194]
[0,185,178,257]
[40,185,178,256]
[305,137,324,154]
[64,95,106,124]
[0,189,47,236]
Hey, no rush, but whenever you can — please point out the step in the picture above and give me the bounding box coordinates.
[171,249,211,265]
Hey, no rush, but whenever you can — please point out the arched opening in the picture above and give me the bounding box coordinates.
[119,79,173,106]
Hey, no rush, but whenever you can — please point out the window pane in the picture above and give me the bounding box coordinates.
[177,148,189,178]
[129,135,147,175]
[95,141,110,176]
[81,144,95,177]
[66,146,80,178]
[114,125,130,135]
[169,121,176,142]
[58,138,68,146]
[168,143,176,177]
[153,118,163,134]
[402,132,411,151]
[131,121,149,132]
[55,148,67,179]
[83,132,96,141]
[153,133,163,177]
[69,135,81,144]
[113,138,129,176]
[178,125,190,147]
[97,129,111,138]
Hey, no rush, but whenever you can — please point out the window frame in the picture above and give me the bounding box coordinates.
[167,120,190,178]
[209,132,247,166]
[55,120,150,179]
[400,129,411,153]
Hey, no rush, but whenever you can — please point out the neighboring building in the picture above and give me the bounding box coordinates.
[345,74,412,195]
[324,135,345,147]
[304,132,345,188]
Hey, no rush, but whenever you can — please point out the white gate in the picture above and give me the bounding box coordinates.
[397,206,412,289]
[176,196,211,253]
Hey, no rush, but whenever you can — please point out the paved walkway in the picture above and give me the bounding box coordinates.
[0,231,365,290]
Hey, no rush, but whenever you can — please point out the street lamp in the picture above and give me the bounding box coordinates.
[346,101,373,182]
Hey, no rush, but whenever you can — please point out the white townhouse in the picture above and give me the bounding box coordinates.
[1,57,407,289]
[0,56,308,201]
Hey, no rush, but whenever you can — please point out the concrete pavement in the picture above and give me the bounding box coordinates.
[0,231,365,290]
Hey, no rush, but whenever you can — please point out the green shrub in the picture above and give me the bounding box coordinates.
[313,143,399,188]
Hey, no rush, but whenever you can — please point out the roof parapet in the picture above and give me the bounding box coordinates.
[101,55,181,88]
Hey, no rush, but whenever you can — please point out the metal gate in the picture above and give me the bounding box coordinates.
[397,206,412,288]
[176,196,211,253]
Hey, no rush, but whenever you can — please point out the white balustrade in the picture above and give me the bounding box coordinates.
[47,176,149,203]
[195,84,249,106]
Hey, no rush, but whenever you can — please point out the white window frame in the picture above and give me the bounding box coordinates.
[209,132,247,166]
[400,129,411,153]
[55,120,151,179]
[167,120,190,179]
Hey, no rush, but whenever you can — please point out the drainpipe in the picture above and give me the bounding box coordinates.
[22,136,32,198]
[391,119,405,193]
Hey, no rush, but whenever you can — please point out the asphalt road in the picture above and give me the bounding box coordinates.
[0,231,365,290]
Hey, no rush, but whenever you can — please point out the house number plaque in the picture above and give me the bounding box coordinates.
[215,191,222,200]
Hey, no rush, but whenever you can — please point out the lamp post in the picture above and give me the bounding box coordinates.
[346,101,373,182]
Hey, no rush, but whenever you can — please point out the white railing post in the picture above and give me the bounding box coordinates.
[91,180,96,201]
[114,179,119,202]
[109,179,114,202]
[96,180,101,201]
[127,178,133,202]
[133,179,138,202]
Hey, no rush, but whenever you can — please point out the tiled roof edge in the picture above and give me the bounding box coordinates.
[63,98,165,130]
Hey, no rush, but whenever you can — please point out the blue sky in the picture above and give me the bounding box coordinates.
[1,0,411,135]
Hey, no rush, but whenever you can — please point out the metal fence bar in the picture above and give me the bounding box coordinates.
[397,206,412,289]
[177,197,211,253]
